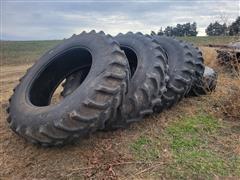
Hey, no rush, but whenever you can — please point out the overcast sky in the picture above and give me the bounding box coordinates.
[1,0,239,40]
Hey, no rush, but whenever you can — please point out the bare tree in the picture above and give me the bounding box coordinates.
[219,12,231,26]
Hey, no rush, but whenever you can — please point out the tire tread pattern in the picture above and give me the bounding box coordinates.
[7,31,129,146]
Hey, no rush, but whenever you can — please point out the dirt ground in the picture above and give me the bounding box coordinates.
[0,47,240,179]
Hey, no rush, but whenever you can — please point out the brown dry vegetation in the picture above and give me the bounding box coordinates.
[0,40,240,179]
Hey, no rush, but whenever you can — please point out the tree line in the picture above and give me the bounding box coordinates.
[151,16,239,36]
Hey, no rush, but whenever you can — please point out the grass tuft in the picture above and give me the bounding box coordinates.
[167,150,229,179]
[130,136,160,161]
[164,114,238,179]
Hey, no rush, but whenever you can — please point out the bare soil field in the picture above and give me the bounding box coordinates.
[0,39,240,179]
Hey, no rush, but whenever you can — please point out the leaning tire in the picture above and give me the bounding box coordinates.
[151,36,195,112]
[105,32,168,129]
[7,31,129,146]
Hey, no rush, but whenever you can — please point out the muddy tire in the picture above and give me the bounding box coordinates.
[7,31,129,146]
[105,32,168,129]
[151,36,195,112]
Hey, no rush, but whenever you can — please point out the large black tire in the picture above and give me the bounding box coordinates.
[105,32,168,129]
[62,32,169,129]
[7,31,129,146]
[151,36,195,112]
[185,43,205,96]
[187,66,217,96]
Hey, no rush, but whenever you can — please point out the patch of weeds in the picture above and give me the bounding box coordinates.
[165,114,231,179]
[166,114,220,152]
[236,156,240,176]
[167,114,220,137]
[170,136,201,152]
[130,136,160,161]
[167,150,229,179]
[130,113,240,179]
[229,155,240,176]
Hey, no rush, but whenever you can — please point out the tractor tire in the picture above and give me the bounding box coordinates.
[105,32,168,129]
[187,66,217,96]
[151,36,195,113]
[61,32,168,129]
[7,31,129,146]
[185,43,205,96]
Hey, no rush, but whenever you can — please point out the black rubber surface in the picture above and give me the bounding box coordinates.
[105,32,168,129]
[185,43,205,96]
[7,31,129,146]
[62,32,169,129]
[151,36,195,112]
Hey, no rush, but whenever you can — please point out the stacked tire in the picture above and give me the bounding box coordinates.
[7,31,217,146]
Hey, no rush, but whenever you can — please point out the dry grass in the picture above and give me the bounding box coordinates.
[201,46,240,121]
[210,75,240,121]
[0,38,240,179]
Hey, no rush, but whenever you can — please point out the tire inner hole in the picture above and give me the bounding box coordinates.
[43,45,139,101]
[120,46,138,77]
[28,47,92,107]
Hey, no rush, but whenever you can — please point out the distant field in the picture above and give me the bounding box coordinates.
[1,40,61,65]
[1,36,239,66]
[178,36,239,46]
